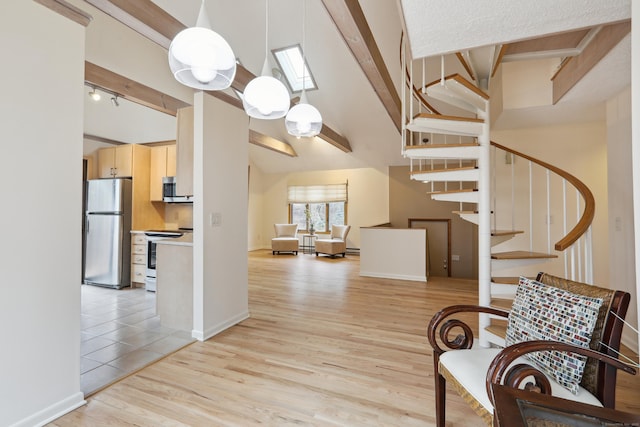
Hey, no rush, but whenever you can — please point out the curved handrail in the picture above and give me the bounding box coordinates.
[491,141,595,251]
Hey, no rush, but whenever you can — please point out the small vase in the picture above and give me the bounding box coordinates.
[309,225,315,235]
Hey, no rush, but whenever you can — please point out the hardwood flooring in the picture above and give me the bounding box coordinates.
[51,250,640,426]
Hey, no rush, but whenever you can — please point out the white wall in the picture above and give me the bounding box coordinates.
[632,0,640,354]
[256,168,390,250]
[248,160,266,251]
[192,93,249,341]
[0,2,85,425]
[491,122,609,285]
[606,87,637,351]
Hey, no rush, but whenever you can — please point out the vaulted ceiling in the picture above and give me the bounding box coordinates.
[78,0,631,174]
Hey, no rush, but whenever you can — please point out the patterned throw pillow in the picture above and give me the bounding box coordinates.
[505,276,603,394]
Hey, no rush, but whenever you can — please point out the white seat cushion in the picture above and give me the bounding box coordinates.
[439,348,603,415]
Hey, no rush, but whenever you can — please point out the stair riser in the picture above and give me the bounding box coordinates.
[427,84,487,113]
[405,146,481,159]
[431,192,478,203]
[491,257,553,271]
[411,169,479,182]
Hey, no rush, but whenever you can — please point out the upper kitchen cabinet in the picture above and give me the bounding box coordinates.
[97,144,133,178]
[176,106,194,197]
[97,144,164,229]
[150,144,177,201]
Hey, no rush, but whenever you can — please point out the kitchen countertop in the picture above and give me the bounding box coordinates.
[156,234,193,247]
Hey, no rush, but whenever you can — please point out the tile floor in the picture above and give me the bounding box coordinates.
[80,284,195,396]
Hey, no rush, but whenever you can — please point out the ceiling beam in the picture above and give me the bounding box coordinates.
[249,131,297,158]
[321,0,402,133]
[85,61,190,116]
[551,20,630,104]
[34,0,92,26]
[84,0,351,151]
[317,125,352,153]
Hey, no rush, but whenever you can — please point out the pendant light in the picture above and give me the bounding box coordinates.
[285,0,322,137]
[242,0,290,120]
[168,0,236,90]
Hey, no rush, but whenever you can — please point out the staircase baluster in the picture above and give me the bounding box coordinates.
[576,190,582,282]
[492,145,497,232]
[586,226,593,283]
[529,161,533,253]
[546,169,551,255]
[511,152,515,232]
[440,55,445,85]
[562,179,568,278]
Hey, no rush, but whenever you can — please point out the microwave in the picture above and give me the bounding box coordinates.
[162,176,193,203]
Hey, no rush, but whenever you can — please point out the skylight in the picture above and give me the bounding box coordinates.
[272,44,317,93]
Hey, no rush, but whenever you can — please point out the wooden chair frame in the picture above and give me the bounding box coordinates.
[427,272,634,427]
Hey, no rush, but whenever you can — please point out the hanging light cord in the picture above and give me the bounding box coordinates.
[302,0,306,93]
[265,0,269,58]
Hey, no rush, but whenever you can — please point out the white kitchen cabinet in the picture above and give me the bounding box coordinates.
[131,232,147,287]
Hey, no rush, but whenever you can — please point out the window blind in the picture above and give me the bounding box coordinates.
[287,183,348,203]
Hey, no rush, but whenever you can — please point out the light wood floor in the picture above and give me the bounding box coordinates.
[51,250,640,426]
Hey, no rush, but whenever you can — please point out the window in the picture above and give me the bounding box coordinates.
[288,183,347,233]
[272,44,317,93]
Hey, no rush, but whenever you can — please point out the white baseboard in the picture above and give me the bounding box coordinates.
[192,311,251,342]
[359,271,427,282]
[11,392,85,427]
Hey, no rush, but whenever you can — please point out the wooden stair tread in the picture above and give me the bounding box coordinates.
[491,230,524,237]
[491,251,558,260]
[485,323,507,339]
[426,73,490,100]
[428,188,477,195]
[410,166,477,175]
[491,277,521,284]
[411,113,484,124]
[405,142,480,151]
[490,298,513,310]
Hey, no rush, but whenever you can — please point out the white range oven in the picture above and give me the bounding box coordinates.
[143,229,186,292]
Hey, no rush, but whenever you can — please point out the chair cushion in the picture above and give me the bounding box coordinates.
[274,224,298,238]
[505,277,603,394]
[439,348,603,417]
[330,224,350,240]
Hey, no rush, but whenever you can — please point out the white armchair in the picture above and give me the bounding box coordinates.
[315,224,351,258]
[271,224,299,255]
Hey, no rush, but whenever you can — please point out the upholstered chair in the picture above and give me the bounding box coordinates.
[427,272,634,426]
[271,224,299,255]
[315,224,351,258]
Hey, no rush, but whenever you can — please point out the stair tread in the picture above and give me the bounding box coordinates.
[426,73,490,101]
[491,229,524,237]
[485,323,507,339]
[410,165,478,175]
[426,75,489,114]
[428,188,477,195]
[491,251,558,260]
[491,276,522,284]
[490,298,513,310]
[407,114,485,137]
[405,142,480,151]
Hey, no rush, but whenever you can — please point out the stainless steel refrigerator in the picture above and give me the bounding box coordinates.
[83,178,132,289]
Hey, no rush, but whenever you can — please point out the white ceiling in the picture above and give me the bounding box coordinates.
[83,0,632,173]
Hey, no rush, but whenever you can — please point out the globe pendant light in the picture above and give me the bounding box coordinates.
[242,0,290,120]
[168,0,236,90]
[285,0,322,137]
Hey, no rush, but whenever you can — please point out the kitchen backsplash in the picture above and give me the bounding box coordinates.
[164,203,193,230]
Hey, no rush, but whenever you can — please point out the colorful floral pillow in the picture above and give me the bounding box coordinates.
[505,276,603,394]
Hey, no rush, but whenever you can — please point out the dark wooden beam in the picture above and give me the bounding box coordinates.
[321,0,402,133]
[34,0,92,26]
[249,130,297,157]
[85,61,190,116]
[552,20,630,104]
[317,125,352,153]
[84,0,351,151]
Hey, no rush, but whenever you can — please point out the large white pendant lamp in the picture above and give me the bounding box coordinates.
[168,0,236,90]
[242,0,291,120]
[285,0,322,137]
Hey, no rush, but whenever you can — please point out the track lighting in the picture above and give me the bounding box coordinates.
[89,87,101,101]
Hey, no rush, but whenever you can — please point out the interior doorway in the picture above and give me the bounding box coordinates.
[408,218,451,277]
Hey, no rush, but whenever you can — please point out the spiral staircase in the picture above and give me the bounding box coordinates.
[402,64,595,347]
